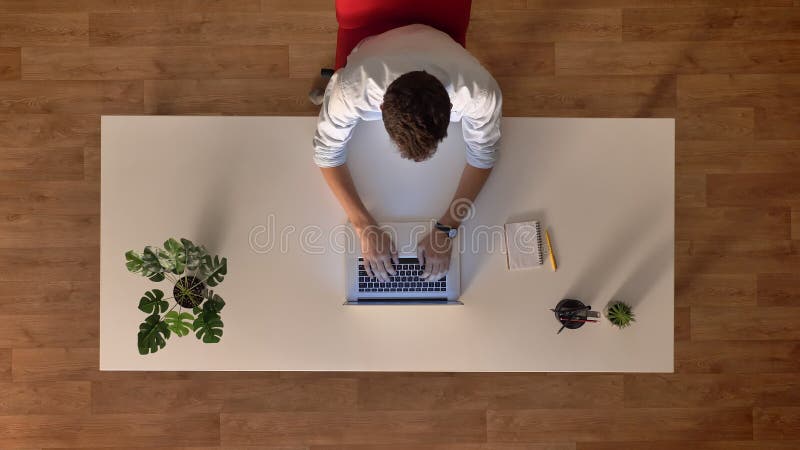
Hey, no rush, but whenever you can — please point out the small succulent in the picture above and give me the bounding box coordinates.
[607,301,635,329]
[125,238,228,355]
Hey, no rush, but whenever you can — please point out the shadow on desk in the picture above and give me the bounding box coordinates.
[565,203,667,307]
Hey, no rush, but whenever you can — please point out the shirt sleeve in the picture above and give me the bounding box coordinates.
[461,80,502,169]
[313,73,362,168]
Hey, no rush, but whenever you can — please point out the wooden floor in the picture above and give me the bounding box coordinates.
[1,0,799,447]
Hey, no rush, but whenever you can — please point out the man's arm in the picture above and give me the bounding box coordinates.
[417,79,502,280]
[417,164,492,281]
[438,164,492,228]
[320,165,398,281]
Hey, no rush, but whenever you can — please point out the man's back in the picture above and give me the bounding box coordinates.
[314,24,502,169]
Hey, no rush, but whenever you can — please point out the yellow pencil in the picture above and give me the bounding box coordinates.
[545,229,557,272]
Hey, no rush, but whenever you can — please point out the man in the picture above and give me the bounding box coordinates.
[313,24,502,282]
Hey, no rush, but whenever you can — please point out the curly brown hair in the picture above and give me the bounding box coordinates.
[381,71,452,162]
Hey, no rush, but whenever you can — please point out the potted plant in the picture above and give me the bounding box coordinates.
[606,301,635,329]
[125,238,228,355]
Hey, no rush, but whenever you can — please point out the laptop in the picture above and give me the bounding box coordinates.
[344,221,462,305]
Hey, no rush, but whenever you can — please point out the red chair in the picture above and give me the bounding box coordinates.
[333,0,473,70]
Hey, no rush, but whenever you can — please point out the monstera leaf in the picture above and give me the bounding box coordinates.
[125,250,144,272]
[158,238,187,275]
[142,247,166,281]
[165,310,194,337]
[125,250,165,282]
[137,313,171,355]
[203,290,226,314]
[181,238,207,271]
[153,241,182,275]
[193,308,223,343]
[200,255,227,287]
[138,289,168,314]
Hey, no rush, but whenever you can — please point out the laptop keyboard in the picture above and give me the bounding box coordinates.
[358,257,447,292]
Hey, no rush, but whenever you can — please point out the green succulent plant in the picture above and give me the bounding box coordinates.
[125,238,228,355]
[607,301,635,329]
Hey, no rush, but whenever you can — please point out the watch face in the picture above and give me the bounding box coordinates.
[448,229,458,238]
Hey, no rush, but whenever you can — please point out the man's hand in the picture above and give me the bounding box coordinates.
[417,230,453,281]
[358,224,398,281]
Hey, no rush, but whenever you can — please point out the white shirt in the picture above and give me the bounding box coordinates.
[313,24,502,169]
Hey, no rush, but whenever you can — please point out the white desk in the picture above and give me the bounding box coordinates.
[100,116,674,372]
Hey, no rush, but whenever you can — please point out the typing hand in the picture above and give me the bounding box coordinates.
[417,231,452,282]
[358,224,398,282]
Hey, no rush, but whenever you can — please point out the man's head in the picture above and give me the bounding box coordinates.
[381,71,452,163]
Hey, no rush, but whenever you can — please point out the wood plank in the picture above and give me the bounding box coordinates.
[676,207,789,240]
[758,273,800,306]
[556,41,800,75]
[356,374,623,411]
[0,146,83,181]
[47,448,248,450]
[0,0,261,13]
[472,0,528,9]
[0,247,99,281]
[0,349,9,381]
[0,281,98,315]
[11,348,96,382]
[0,114,97,148]
[488,408,752,442]
[143,79,317,115]
[624,374,800,407]
[0,214,98,247]
[678,74,800,109]
[22,46,288,80]
[578,441,800,450]
[531,0,793,6]
[677,240,800,274]
[707,173,800,207]
[89,12,336,46]
[221,410,486,446]
[756,105,800,139]
[676,340,800,373]
[0,315,97,347]
[470,42,554,77]
[91,377,357,413]
[676,107,753,140]
[692,306,800,340]
[0,47,19,80]
[0,381,90,414]
[623,8,800,41]
[84,135,99,181]
[288,44,334,78]
[676,173,706,207]
[497,75,676,117]
[794,210,800,239]
[676,274,756,307]
[755,407,800,439]
[0,14,88,46]
[675,306,691,341]
[468,9,621,43]
[676,140,800,174]
[313,445,576,450]
[261,0,334,12]
[0,80,142,113]
[0,414,219,447]
[0,181,98,215]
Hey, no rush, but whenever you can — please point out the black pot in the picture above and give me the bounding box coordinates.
[174,275,205,308]
[554,298,589,330]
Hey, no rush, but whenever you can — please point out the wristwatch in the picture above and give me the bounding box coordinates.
[434,221,458,239]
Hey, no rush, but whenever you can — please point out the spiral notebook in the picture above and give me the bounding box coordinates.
[504,221,545,270]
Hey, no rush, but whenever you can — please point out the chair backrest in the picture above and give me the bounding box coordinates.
[334,0,473,69]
